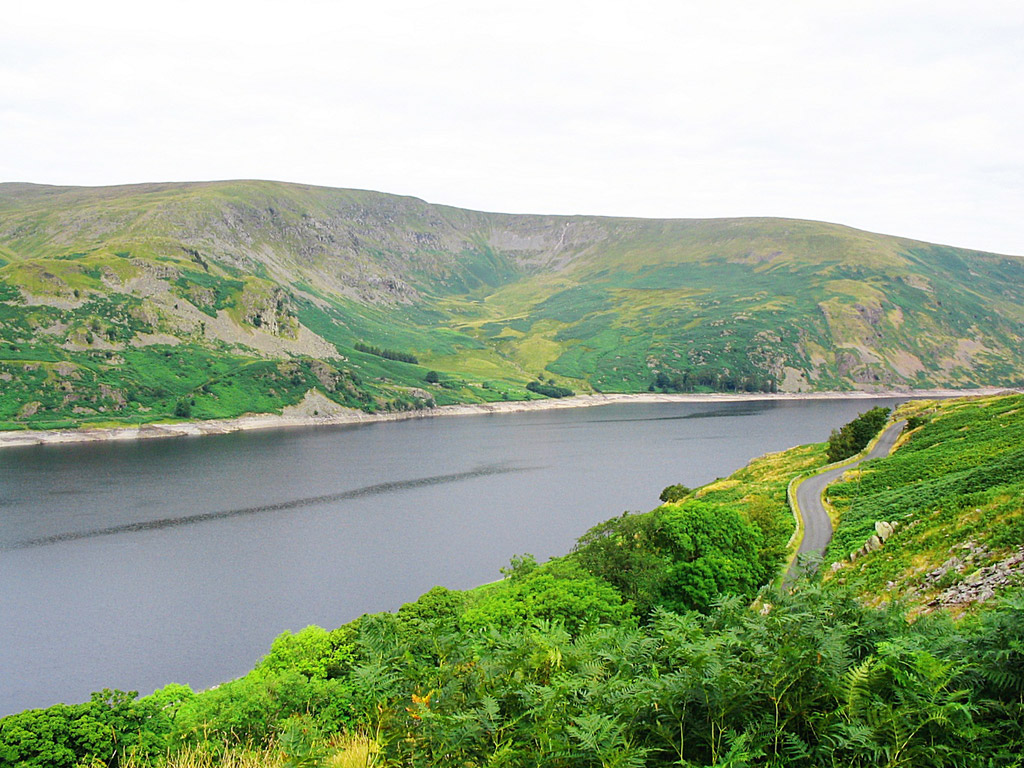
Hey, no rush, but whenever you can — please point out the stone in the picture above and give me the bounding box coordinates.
[864,535,882,553]
[875,521,895,541]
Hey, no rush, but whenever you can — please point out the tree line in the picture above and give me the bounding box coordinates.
[354,342,418,365]
[527,380,575,398]
[649,369,778,394]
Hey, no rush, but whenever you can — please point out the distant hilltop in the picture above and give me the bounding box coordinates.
[1,179,1023,430]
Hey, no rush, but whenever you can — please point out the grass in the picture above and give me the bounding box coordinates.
[694,440,830,578]
[121,732,382,768]
[3,179,1024,429]
[824,393,1024,608]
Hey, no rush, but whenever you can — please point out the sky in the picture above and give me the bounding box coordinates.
[2,0,1023,255]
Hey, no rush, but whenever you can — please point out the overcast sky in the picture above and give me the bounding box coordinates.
[3,1,1022,255]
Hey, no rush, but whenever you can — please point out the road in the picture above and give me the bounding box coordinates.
[788,420,906,579]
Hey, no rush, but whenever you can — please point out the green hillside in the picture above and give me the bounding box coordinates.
[3,394,1022,767]
[2,180,1024,429]
[824,393,1024,613]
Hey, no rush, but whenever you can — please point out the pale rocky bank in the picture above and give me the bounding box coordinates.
[1,388,1018,450]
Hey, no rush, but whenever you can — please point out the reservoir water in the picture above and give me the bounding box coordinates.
[0,397,902,715]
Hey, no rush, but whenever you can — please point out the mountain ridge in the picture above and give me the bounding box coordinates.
[2,179,1019,258]
[1,179,1023,430]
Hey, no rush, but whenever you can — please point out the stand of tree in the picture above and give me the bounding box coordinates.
[526,380,575,398]
[826,406,890,462]
[354,342,418,365]
[649,369,778,394]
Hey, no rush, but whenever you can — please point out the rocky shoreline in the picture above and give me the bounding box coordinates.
[0,387,1015,450]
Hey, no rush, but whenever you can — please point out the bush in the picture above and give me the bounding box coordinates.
[659,484,691,503]
[827,406,890,463]
[526,380,574,398]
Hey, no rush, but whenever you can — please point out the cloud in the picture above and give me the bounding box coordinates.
[2,0,1022,255]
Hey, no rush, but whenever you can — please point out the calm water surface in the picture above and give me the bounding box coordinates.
[0,398,902,714]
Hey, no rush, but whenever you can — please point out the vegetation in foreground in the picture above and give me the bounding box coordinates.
[2,396,1022,767]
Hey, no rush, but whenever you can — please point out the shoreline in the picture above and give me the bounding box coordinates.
[0,387,1017,449]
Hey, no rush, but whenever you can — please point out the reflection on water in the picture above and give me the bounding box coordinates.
[581,401,776,424]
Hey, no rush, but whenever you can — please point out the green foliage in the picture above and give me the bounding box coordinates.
[826,406,891,463]
[461,558,631,635]
[0,688,185,767]
[525,380,574,398]
[353,341,418,365]
[498,552,538,581]
[254,625,356,680]
[659,483,691,503]
[905,414,928,431]
[573,510,674,618]
[657,501,766,612]
[7,547,1024,768]
[572,501,768,616]
[826,394,1024,597]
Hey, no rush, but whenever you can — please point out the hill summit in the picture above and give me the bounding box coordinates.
[1,180,1023,428]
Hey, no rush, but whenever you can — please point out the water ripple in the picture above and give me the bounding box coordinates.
[4,464,534,551]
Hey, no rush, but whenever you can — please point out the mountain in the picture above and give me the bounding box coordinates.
[1,179,1023,429]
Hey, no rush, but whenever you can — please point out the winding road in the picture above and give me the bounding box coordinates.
[787,420,907,579]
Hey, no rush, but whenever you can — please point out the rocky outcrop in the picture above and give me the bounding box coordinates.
[927,545,1024,609]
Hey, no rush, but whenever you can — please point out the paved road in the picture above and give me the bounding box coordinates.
[788,420,906,578]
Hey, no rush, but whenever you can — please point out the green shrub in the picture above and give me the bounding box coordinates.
[526,380,574,398]
[827,406,890,462]
[659,483,691,503]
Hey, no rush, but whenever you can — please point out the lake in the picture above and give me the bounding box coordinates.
[0,397,903,715]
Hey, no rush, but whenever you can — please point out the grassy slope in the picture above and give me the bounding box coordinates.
[824,393,1024,610]
[2,180,1024,429]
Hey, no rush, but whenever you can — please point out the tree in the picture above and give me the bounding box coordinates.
[424,370,440,384]
[573,510,671,618]
[659,484,691,503]
[658,501,765,612]
[827,406,891,462]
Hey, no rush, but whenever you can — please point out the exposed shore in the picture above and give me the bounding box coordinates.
[0,387,1016,450]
